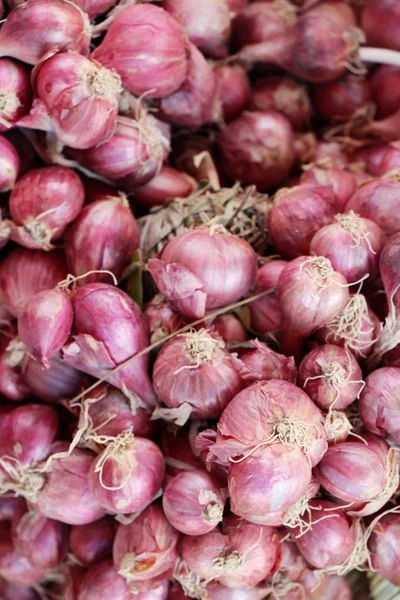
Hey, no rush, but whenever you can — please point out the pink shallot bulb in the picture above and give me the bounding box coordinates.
[163,469,225,535]
[91,4,188,98]
[249,260,287,334]
[362,0,400,51]
[143,294,183,344]
[212,314,247,344]
[369,513,400,586]
[73,0,117,20]
[148,227,258,320]
[214,64,251,123]
[22,354,84,403]
[153,328,243,423]
[77,559,131,600]
[359,366,400,443]
[0,0,91,65]
[0,58,31,130]
[70,516,115,566]
[113,503,180,582]
[32,52,122,150]
[370,66,400,119]
[346,177,400,238]
[0,578,40,600]
[62,283,156,408]
[0,136,20,192]
[312,73,372,123]
[0,524,46,586]
[233,0,296,48]
[65,194,139,284]
[9,166,85,251]
[300,165,356,212]
[133,166,195,208]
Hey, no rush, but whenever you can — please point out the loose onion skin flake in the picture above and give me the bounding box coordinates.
[235,339,297,384]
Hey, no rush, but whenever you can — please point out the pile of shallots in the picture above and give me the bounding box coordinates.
[2,0,400,599]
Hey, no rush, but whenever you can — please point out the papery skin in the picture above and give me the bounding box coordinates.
[346,179,400,238]
[65,194,139,284]
[369,513,400,586]
[70,516,115,566]
[359,366,400,443]
[148,228,258,320]
[10,166,85,249]
[162,469,225,535]
[268,184,336,259]
[181,514,281,588]
[249,260,287,334]
[143,294,183,344]
[300,166,356,212]
[0,524,46,586]
[33,443,105,526]
[91,4,188,98]
[18,289,73,367]
[88,436,165,514]
[299,345,363,410]
[0,136,20,191]
[22,354,84,403]
[0,248,67,317]
[236,340,297,384]
[0,333,31,402]
[62,283,156,408]
[0,58,32,130]
[0,0,91,65]
[214,64,251,123]
[113,503,180,582]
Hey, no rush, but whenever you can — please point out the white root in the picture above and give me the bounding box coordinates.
[173,559,213,599]
[335,210,376,253]
[94,428,135,491]
[0,455,45,501]
[174,328,224,373]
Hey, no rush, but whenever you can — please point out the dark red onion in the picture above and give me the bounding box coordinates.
[268,184,336,258]
[233,0,297,48]
[249,260,287,334]
[91,4,188,98]
[0,136,20,192]
[346,177,400,237]
[0,524,45,586]
[359,366,400,442]
[369,513,400,586]
[64,564,87,600]
[161,424,205,476]
[133,166,195,208]
[0,333,31,402]
[212,314,247,344]
[300,165,356,212]
[214,65,251,123]
[163,0,231,58]
[0,577,40,600]
[70,517,115,566]
[0,0,91,65]
[22,354,84,403]
[362,0,400,51]
[77,559,130,600]
[370,66,400,118]
[236,339,297,384]
[250,76,312,131]
[226,0,248,16]
[0,497,26,523]
[312,74,372,122]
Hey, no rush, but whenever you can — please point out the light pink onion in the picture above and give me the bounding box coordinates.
[0,248,67,317]
[214,65,251,123]
[312,73,372,123]
[91,4,188,98]
[0,524,46,586]
[0,136,20,191]
[249,260,287,334]
[181,514,280,588]
[133,166,195,208]
[359,366,400,443]
[235,339,297,384]
[362,0,400,51]
[163,469,225,535]
[113,502,180,582]
[0,333,31,402]
[153,328,243,422]
[88,432,164,514]
[369,513,400,586]
[217,110,295,190]
[70,517,115,566]
[268,184,336,258]
[299,345,363,411]
[346,178,400,237]
[212,314,247,344]
[0,0,91,65]
[22,354,84,403]
[300,165,356,212]
[62,283,156,408]
[32,52,122,149]
[143,294,183,344]
[309,211,385,284]
[148,227,258,320]
[65,194,139,284]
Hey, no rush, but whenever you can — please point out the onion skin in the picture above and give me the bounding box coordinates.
[312,74,372,123]
[0,59,31,130]
[62,283,156,408]
[65,194,139,284]
[214,65,251,123]
[0,249,67,317]
[249,260,287,334]
[91,4,188,99]
[0,0,91,65]
[0,333,31,402]
[369,513,400,586]
[70,517,115,566]
[300,166,356,212]
[0,136,20,191]
[217,110,295,190]
[299,344,362,410]
[133,166,195,208]
[113,503,180,582]
[346,178,400,238]
[143,295,183,345]
[22,354,84,403]
[236,340,297,384]
[268,184,336,259]
[362,0,400,51]
[359,366,400,443]
[148,228,258,320]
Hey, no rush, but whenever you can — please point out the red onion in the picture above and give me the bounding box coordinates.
[278,533,308,583]
[181,514,280,588]
[309,211,385,284]
[0,524,45,586]
[91,4,188,98]
[163,469,225,535]
[124,579,169,600]
[18,288,73,367]
[370,66,400,119]
[316,293,380,359]
[9,166,84,250]
[32,52,122,149]
[214,65,251,123]
[249,260,287,334]
[163,0,231,58]
[354,143,392,176]
[312,140,350,169]
[0,497,26,523]
[70,516,115,566]
[217,110,295,190]
[299,345,363,410]
[64,564,87,600]
[0,248,67,317]
[346,177,400,237]
[362,0,400,51]
[226,0,248,16]
[88,431,164,514]
[12,510,68,570]
[65,194,139,284]
[268,184,336,259]
[235,339,297,384]
[77,559,130,600]
[134,166,195,208]
[315,436,398,516]
[62,283,156,408]
[0,0,91,65]
[250,77,312,132]
[148,227,258,320]
[303,572,352,600]
[300,165,356,212]
[143,295,183,345]
[359,366,400,443]
[69,115,167,188]
[379,231,400,312]
[233,0,297,48]
[113,502,180,582]
[161,425,205,476]
[377,143,400,175]
[22,353,84,403]
[171,582,268,600]
[153,328,243,423]
[369,512,400,586]
[312,74,372,123]
[0,333,30,402]
[32,443,105,525]
[212,314,247,344]
[160,43,217,129]
[237,3,362,83]
[0,136,19,192]
[0,577,40,600]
